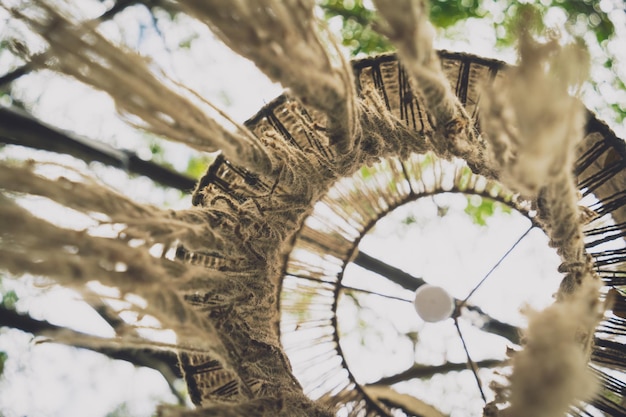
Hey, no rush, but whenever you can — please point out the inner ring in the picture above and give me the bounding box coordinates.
[279,153,562,416]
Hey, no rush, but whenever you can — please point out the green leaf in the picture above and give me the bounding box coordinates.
[1,290,18,310]
[610,103,626,123]
[321,0,394,55]
[402,214,417,226]
[601,387,622,404]
[186,155,215,178]
[428,0,483,29]
[149,141,165,160]
[359,165,372,179]
[0,351,7,377]
[178,34,199,49]
[557,0,615,42]
[464,195,510,226]
[456,165,472,191]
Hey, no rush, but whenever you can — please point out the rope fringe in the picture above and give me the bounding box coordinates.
[0,1,615,416]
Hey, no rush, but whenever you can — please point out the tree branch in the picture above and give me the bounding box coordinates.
[0,62,33,89]
[355,250,521,345]
[367,359,504,387]
[364,385,446,417]
[0,0,153,88]
[0,106,196,191]
[0,305,186,404]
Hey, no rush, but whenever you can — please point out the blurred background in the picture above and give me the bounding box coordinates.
[0,1,624,416]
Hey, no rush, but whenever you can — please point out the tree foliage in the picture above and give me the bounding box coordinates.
[322,0,625,124]
[321,0,625,227]
[322,0,618,54]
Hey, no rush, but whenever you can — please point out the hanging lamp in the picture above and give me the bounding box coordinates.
[183,52,626,416]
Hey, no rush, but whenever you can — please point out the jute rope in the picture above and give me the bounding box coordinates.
[0,1,607,416]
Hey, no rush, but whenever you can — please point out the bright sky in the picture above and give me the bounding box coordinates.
[279,154,563,416]
[0,1,625,417]
[339,192,561,416]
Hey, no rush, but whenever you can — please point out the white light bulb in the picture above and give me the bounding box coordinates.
[413,284,455,322]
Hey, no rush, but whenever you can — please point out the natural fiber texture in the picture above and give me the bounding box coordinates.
[488,168,605,417]
[5,1,274,176]
[493,280,602,417]
[477,23,603,417]
[480,31,589,197]
[372,0,486,170]
[0,1,619,416]
[178,0,360,154]
[0,164,232,357]
[157,393,334,417]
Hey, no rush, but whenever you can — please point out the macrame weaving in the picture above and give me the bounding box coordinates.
[0,1,625,416]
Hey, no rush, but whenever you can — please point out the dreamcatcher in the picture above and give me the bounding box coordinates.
[186,52,626,416]
[0,2,624,417]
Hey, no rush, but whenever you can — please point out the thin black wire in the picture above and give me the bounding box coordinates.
[340,284,414,303]
[460,224,535,306]
[454,317,487,403]
[449,224,534,404]
[336,217,534,408]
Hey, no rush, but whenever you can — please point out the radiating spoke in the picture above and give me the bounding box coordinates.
[461,225,535,306]
[341,284,413,303]
[454,317,487,403]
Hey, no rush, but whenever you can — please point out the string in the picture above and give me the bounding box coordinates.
[454,317,487,403]
[460,224,535,306]
[340,284,413,303]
